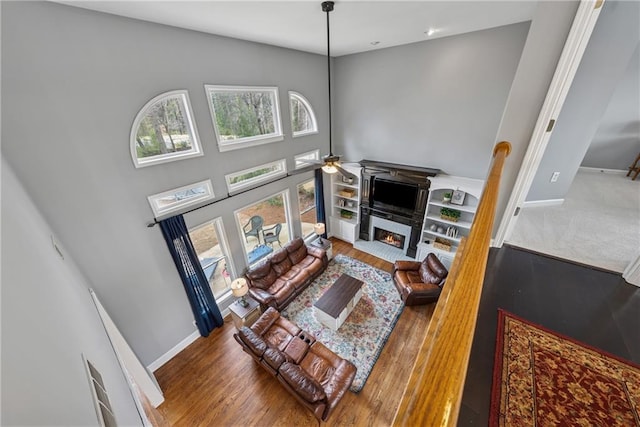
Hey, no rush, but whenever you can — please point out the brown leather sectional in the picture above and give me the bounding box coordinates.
[245,237,328,311]
[392,253,449,306]
[234,307,356,421]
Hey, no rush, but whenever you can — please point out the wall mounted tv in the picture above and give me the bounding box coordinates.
[371,178,419,213]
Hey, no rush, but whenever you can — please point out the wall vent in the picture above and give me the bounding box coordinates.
[83,355,117,427]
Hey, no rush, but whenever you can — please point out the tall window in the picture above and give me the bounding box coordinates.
[297,179,317,239]
[206,85,283,152]
[235,191,291,265]
[130,90,202,168]
[188,218,234,299]
[289,91,318,137]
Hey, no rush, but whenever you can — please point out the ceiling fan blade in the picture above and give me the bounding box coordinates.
[335,164,357,181]
[289,163,322,175]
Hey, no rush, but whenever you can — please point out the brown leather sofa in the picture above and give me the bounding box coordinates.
[245,237,328,311]
[234,307,356,421]
[392,253,449,306]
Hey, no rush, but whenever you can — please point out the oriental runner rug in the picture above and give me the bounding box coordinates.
[283,254,403,392]
[490,309,640,426]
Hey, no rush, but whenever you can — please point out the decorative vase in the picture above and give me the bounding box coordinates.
[443,196,451,203]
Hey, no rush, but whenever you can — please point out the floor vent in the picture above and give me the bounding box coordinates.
[83,355,117,427]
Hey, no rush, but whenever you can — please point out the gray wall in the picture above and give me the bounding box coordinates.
[527,0,640,201]
[582,44,640,170]
[334,22,530,179]
[1,1,327,366]
[1,157,141,426]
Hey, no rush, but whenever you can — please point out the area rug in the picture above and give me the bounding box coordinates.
[490,309,640,426]
[283,254,403,392]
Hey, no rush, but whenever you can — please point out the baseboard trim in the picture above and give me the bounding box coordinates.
[579,166,627,175]
[522,198,564,208]
[147,308,232,372]
[148,329,200,372]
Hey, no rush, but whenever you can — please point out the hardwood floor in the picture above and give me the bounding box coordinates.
[155,238,435,426]
[155,241,640,425]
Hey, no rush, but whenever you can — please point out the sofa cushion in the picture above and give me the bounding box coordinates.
[286,238,308,265]
[395,270,422,286]
[246,261,278,290]
[271,249,294,276]
[279,362,327,403]
[237,327,267,357]
[263,347,287,371]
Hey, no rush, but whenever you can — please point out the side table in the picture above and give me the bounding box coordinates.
[311,237,333,261]
[228,297,261,330]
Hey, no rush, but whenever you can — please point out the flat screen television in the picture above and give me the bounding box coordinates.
[371,178,418,213]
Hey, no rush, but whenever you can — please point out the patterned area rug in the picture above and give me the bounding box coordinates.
[490,309,640,426]
[283,254,403,392]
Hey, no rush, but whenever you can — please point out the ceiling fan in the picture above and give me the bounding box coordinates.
[299,1,357,182]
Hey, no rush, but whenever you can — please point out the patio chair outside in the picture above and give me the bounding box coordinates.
[243,215,264,245]
[262,223,283,248]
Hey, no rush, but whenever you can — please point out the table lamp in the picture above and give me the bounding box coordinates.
[314,222,326,244]
[230,278,249,308]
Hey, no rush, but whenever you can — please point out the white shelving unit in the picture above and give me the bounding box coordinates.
[416,175,484,268]
[329,163,361,244]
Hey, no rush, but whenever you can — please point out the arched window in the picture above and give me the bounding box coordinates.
[289,91,318,137]
[130,90,202,168]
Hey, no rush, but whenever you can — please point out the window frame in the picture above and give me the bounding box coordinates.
[289,91,318,137]
[130,90,203,168]
[297,178,317,240]
[225,159,287,194]
[294,149,321,170]
[205,85,284,152]
[188,216,237,302]
[234,189,293,266]
[147,179,214,218]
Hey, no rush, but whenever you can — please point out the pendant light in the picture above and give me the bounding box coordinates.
[321,1,339,175]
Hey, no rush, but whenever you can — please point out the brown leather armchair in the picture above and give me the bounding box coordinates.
[392,253,449,306]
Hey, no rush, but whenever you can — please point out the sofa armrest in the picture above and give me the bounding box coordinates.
[279,362,327,403]
[237,326,267,357]
[306,245,326,260]
[393,260,421,274]
[248,287,276,307]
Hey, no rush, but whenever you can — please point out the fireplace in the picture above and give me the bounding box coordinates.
[374,228,405,249]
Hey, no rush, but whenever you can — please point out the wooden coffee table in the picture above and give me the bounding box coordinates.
[314,274,364,330]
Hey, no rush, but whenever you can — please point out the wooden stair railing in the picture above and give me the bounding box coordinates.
[392,141,511,426]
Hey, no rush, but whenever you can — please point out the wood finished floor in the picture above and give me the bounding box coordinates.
[155,242,640,426]
[155,238,435,426]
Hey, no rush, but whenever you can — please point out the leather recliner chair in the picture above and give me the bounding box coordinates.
[392,253,449,306]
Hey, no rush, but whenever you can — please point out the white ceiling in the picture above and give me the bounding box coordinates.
[55,1,537,57]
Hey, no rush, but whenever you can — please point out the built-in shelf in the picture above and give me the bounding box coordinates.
[417,175,484,267]
[329,163,362,244]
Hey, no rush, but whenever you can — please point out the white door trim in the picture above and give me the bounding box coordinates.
[494,0,605,247]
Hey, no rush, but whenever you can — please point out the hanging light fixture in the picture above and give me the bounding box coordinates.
[321,1,339,175]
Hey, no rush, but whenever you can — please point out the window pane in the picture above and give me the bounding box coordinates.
[297,179,317,238]
[147,180,214,217]
[206,86,283,151]
[131,90,202,167]
[289,92,317,137]
[225,159,287,193]
[236,192,290,265]
[294,150,320,169]
[189,220,232,299]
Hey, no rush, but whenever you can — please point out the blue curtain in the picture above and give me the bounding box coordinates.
[314,169,327,238]
[159,215,223,337]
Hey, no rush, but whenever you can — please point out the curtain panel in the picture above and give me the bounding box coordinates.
[159,215,223,337]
